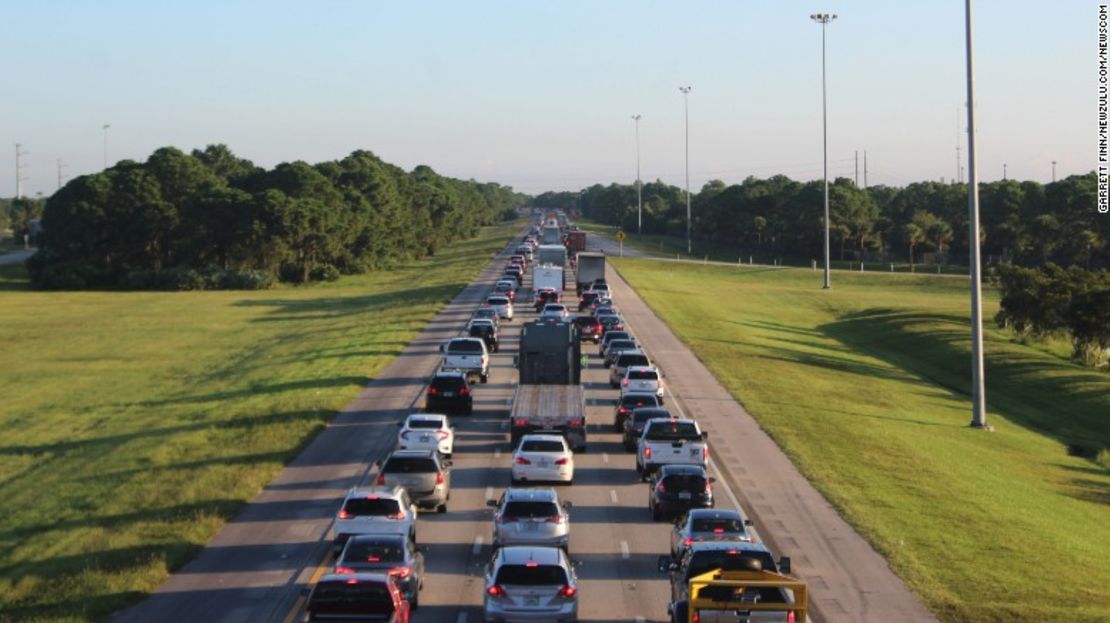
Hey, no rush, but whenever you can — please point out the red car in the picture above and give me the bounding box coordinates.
[573,315,602,343]
[533,288,561,311]
[306,572,411,622]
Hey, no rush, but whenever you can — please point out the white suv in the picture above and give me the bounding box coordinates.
[620,365,665,402]
[332,486,419,550]
[485,295,514,321]
[636,418,708,480]
[441,337,490,383]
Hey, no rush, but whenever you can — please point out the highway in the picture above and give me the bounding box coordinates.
[113,226,935,623]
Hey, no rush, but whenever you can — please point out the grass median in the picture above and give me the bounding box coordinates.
[613,258,1110,622]
[0,221,520,622]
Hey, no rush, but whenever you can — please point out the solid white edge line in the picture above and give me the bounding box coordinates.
[472,536,484,556]
[620,540,630,560]
[609,489,619,504]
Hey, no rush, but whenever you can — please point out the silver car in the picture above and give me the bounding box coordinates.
[670,508,754,560]
[374,450,451,513]
[488,488,572,551]
[483,546,579,622]
[332,486,418,550]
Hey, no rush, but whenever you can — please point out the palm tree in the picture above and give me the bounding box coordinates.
[904,222,925,272]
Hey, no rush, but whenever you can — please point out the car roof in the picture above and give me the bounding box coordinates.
[497,546,565,566]
[348,486,405,499]
[448,337,485,345]
[406,413,446,423]
[389,449,437,459]
[659,464,708,476]
[504,487,559,502]
[433,370,467,379]
[687,541,771,554]
[518,434,566,444]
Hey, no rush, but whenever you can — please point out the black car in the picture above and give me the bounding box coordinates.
[426,371,473,415]
[335,534,426,607]
[622,406,672,451]
[533,288,560,311]
[613,392,661,432]
[573,315,602,344]
[469,323,499,353]
[597,314,624,335]
[648,464,714,521]
[578,291,601,311]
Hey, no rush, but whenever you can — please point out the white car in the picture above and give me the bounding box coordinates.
[486,295,514,321]
[637,418,708,480]
[620,365,665,402]
[466,317,497,332]
[540,303,570,321]
[396,413,454,457]
[511,434,575,485]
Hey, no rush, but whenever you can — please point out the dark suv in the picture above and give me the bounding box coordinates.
[426,371,473,415]
[573,316,602,343]
[578,291,601,311]
[648,464,714,521]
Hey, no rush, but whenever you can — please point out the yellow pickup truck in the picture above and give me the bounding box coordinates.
[669,555,808,623]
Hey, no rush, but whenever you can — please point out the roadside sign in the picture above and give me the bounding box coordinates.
[616,230,625,242]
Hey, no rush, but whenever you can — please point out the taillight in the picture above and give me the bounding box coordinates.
[514,418,527,427]
[644,447,653,459]
[338,509,351,520]
[656,481,666,493]
[435,471,445,485]
[386,511,405,520]
[713,527,725,534]
[346,578,360,585]
[460,386,471,396]
[375,473,386,485]
[515,456,532,465]
[437,431,450,440]
[544,514,564,523]
[388,566,413,579]
[683,537,694,547]
[618,407,628,414]
[487,585,506,597]
[703,447,709,460]
[692,613,700,623]
[787,612,795,623]
[706,480,713,493]
[428,387,438,395]
[558,585,577,598]
[335,565,356,574]
[554,457,569,465]
[568,418,583,428]
[622,379,629,386]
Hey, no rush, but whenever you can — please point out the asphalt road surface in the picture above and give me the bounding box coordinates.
[113,228,935,623]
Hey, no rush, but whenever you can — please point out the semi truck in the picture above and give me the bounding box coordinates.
[575,252,605,293]
[542,225,562,245]
[511,319,586,450]
[536,244,568,267]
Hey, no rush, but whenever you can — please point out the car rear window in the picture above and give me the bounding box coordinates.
[407,418,442,429]
[663,474,707,491]
[502,501,560,519]
[628,369,658,380]
[617,354,650,368]
[343,497,401,517]
[645,421,700,441]
[574,317,599,327]
[633,409,670,424]
[448,340,483,353]
[604,331,630,342]
[342,538,406,563]
[432,376,466,390]
[310,579,395,613]
[599,316,622,326]
[382,457,438,473]
[495,564,568,586]
[520,439,565,452]
[488,297,510,305]
[692,517,746,533]
[622,394,659,408]
[470,326,493,337]
[609,340,636,352]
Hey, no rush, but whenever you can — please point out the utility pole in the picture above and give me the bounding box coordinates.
[102,124,111,169]
[964,0,988,430]
[632,114,643,234]
[57,158,67,190]
[15,144,28,199]
[855,150,859,186]
[680,86,692,255]
[1003,163,1007,180]
[955,106,963,183]
[811,12,837,290]
[864,150,868,187]
[1051,160,1057,182]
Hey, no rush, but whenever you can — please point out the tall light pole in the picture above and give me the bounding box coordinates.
[632,114,643,234]
[679,86,692,255]
[1051,160,1057,182]
[811,13,836,289]
[102,124,111,169]
[964,0,988,429]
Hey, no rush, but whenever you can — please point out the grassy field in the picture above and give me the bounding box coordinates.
[0,222,520,622]
[613,258,1110,622]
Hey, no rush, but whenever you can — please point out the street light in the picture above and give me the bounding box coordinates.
[102,124,111,169]
[963,0,989,429]
[810,13,836,289]
[632,114,643,234]
[679,86,692,255]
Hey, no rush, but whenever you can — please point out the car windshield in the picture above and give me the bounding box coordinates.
[343,539,406,563]
[407,419,442,429]
[448,340,483,353]
[495,564,568,586]
[617,354,650,367]
[343,497,401,517]
[382,457,438,473]
[520,440,565,452]
[311,580,395,614]
[502,501,560,519]
[663,474,707,491]
[628,369,658,380]
[645,421,700,441]
[692,517,746,533]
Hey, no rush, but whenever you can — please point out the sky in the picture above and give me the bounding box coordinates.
[0,1,1093,198]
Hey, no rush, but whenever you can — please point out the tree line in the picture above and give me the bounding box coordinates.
[1,197,44,245]
[27,145,524,289]
[533,173,1106,270]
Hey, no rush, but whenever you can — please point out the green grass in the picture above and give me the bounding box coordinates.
[613,258,1110,623]
[0,221,521,622]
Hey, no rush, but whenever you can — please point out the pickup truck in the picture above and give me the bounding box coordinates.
[636,418,708,479]
[440,337,490,383]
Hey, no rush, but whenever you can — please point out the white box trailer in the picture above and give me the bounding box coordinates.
[533,265,565,296]
[575,252,606,293]
[536,244,568,267]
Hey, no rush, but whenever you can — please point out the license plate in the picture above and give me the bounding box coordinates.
[539,459,550,467]
[679,492,692,500]
[690,448,700,457]
[524,523,539,532]
[525,596,539,606]
[420,435,430,442]
[441,391,455,397]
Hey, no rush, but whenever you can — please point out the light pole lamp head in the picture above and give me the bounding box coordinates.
[679,86,692,94]
[632,114,641,121]
[810,13,837,23]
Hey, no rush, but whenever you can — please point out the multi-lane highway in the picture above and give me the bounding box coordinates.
[113,226,935,623]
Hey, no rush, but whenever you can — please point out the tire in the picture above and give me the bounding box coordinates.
[510,476,519,486]
[437,503,447,514]
[613,422,622,433]
[481,373,489,384]
[411,590,419,610]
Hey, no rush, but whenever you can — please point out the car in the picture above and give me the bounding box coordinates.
[504,266,524,282]
[621,406,672,451]
[603,339,639,367]
[486,295,515,321]
[469,321,500,353]
[592,304,619,318]
[441,337,490,383]
[426,370,473,415]
[333,486,419,550]
[510,254,528,268]
[488,487,573,551]
[659,541,792,619]
[334,534,426,608]
[608,349,650,387]
[591,283,611,297]
[494,280,517,301]
[613,392,661,433]
[374,450,451,513]
[577,291,601,312]
[306,572,411,622]
[396,413,454,457]
[572,316,602,343]
[636,418,708,479]
[540,303,570,321]
[472,307,502,327]
[516,245,534,260]
[533,288,560,311]
[510,434,575,486]
[596,313,624,335]
[483,546,579,623]
[599,330,632,357]
[648,464,715,521]
[620,365,665,402]
[669,509,754,560]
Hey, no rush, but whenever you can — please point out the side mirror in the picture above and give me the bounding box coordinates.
[396,421,404,427]
[486,500,498,508]
[562,501,573,508]
[512,355,519,367]
[701,431,709,440]
[744,518,754,526]
[779,556,792,575]
[374,460,382,468]
[708,477,717,484]
[438,344,445,352]
[657,555,673,574]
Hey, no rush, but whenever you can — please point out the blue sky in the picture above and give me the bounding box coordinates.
[0,1,1091,197]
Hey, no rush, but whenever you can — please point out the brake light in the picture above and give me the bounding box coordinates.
[622,379,629,386]
[554,457,569,465]
[338,509,351,520]
[388,566,412,579]
[656,481,665,493]
[460,386,470,396]
[375,473,386,485]
[568,418,583,427]
[437,431,450,440]
[525,561,539,568]
[346,578,359,585]
[713,527,725,534]
[544,514,564,523]
[514,418,527,427]
[692,613,700,623]
[428,387,438,395]
[367,556,381,562]
[644,447,652,459]
[487,585,506,597]
[435,471,445,485]
[335,565,356,574]
[703,447,709,460]
[683,537,694,547]
[558,585,577,598]
[515,456,532,465]
[787,612,795,623]
[618,406,628,414]
[386,511,405,520]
